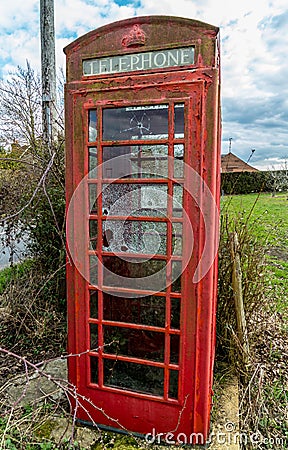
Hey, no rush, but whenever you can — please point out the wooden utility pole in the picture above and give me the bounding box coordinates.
[40,0,56,149]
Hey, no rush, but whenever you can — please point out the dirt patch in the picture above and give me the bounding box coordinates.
[267,246,288,262]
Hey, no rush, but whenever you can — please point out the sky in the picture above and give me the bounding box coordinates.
[0,0,287,170]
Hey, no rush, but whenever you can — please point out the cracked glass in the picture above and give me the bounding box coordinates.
[103,105,169,141]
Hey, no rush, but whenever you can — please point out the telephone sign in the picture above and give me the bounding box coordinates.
[64,15,221,445]
[83,46,195,76]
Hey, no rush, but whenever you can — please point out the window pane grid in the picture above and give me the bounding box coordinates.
[86,101,183,400]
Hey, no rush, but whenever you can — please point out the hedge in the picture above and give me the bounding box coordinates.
[221,170,287,195]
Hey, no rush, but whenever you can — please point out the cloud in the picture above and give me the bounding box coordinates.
[0,0,287,169]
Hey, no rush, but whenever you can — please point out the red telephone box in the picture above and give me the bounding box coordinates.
[65,16,221,445]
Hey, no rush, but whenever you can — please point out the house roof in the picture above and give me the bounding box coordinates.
[221,152,259,173]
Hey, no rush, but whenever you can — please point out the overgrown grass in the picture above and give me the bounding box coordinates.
[221,191,288,317]
[219,191,288,449]
[0,258,66,354]
[0,260,34,295]
[0,192,287,449]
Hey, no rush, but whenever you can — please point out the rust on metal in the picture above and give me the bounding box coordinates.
[64,15,221,444]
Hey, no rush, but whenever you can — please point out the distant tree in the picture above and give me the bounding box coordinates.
[0,62,66,350]
[0,62,65,270]
[0,62,42,153]
[267,161,288,196]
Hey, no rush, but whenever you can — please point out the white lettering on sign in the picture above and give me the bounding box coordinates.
[83,46,195,76]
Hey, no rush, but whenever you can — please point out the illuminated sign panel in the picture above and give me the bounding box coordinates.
[83,46,195,76]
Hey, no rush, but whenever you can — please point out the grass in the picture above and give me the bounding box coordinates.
[221,191,288,247]
[221,191,288,449]
[0,259,34,295]
[221,191,288,319]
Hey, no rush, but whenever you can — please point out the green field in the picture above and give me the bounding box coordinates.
[222,191,288,318]
[221,191,288,246]
[220,191,288,449]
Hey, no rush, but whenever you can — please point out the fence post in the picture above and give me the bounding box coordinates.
[229,231,250,364]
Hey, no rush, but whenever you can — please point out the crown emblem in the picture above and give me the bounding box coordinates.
[122,24,147,48]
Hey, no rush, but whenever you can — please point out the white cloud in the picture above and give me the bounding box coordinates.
[0,0,287,169]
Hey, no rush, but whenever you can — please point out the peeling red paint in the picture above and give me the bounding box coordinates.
[65,15,221,443]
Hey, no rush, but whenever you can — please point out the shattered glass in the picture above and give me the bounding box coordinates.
[103,220,167,255]
[103,105,168,140]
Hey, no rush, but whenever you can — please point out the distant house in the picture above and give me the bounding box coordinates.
[221,152,259,173]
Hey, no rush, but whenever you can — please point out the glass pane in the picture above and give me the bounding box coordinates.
[90,255,98,286]
[103,326,165,362]
[103,145,168,179]
[171,297,180,329]
[174,144,184,178]
[102,226,114,250]
[170,334,180,364]
[172,222,182,256]
[88,110,97,142]
[102,146,132,179]
[102,183,168,218]
[89,290,98,318]
[174,104,184,138]
[103,105,168,141]
[104,359,164,396]
[90,356,98,384]
[171,260,182,292]
[90,323,98,351]
[89,220,97,250]
[169,370,179,399]
[89,184,97,214]
[173,184,183,217]
[103,293,166,327]
[88,147,97,178]
[103,220,167,255]
[103,256,167,291]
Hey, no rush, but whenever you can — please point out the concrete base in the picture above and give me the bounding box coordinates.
[1,359,240,449]
[209,374,240,449]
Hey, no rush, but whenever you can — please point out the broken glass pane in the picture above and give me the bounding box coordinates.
[174,144,184,178]
[173,184,183,217]
[172,222,182,256]
[103,326,165,362]
[102,105,168,141]
[102,183,168,218]
[103,144,168,178]
[103,220,167,255]
[104,359,164,397]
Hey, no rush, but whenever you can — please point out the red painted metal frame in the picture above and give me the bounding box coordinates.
[65,16,221,444]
